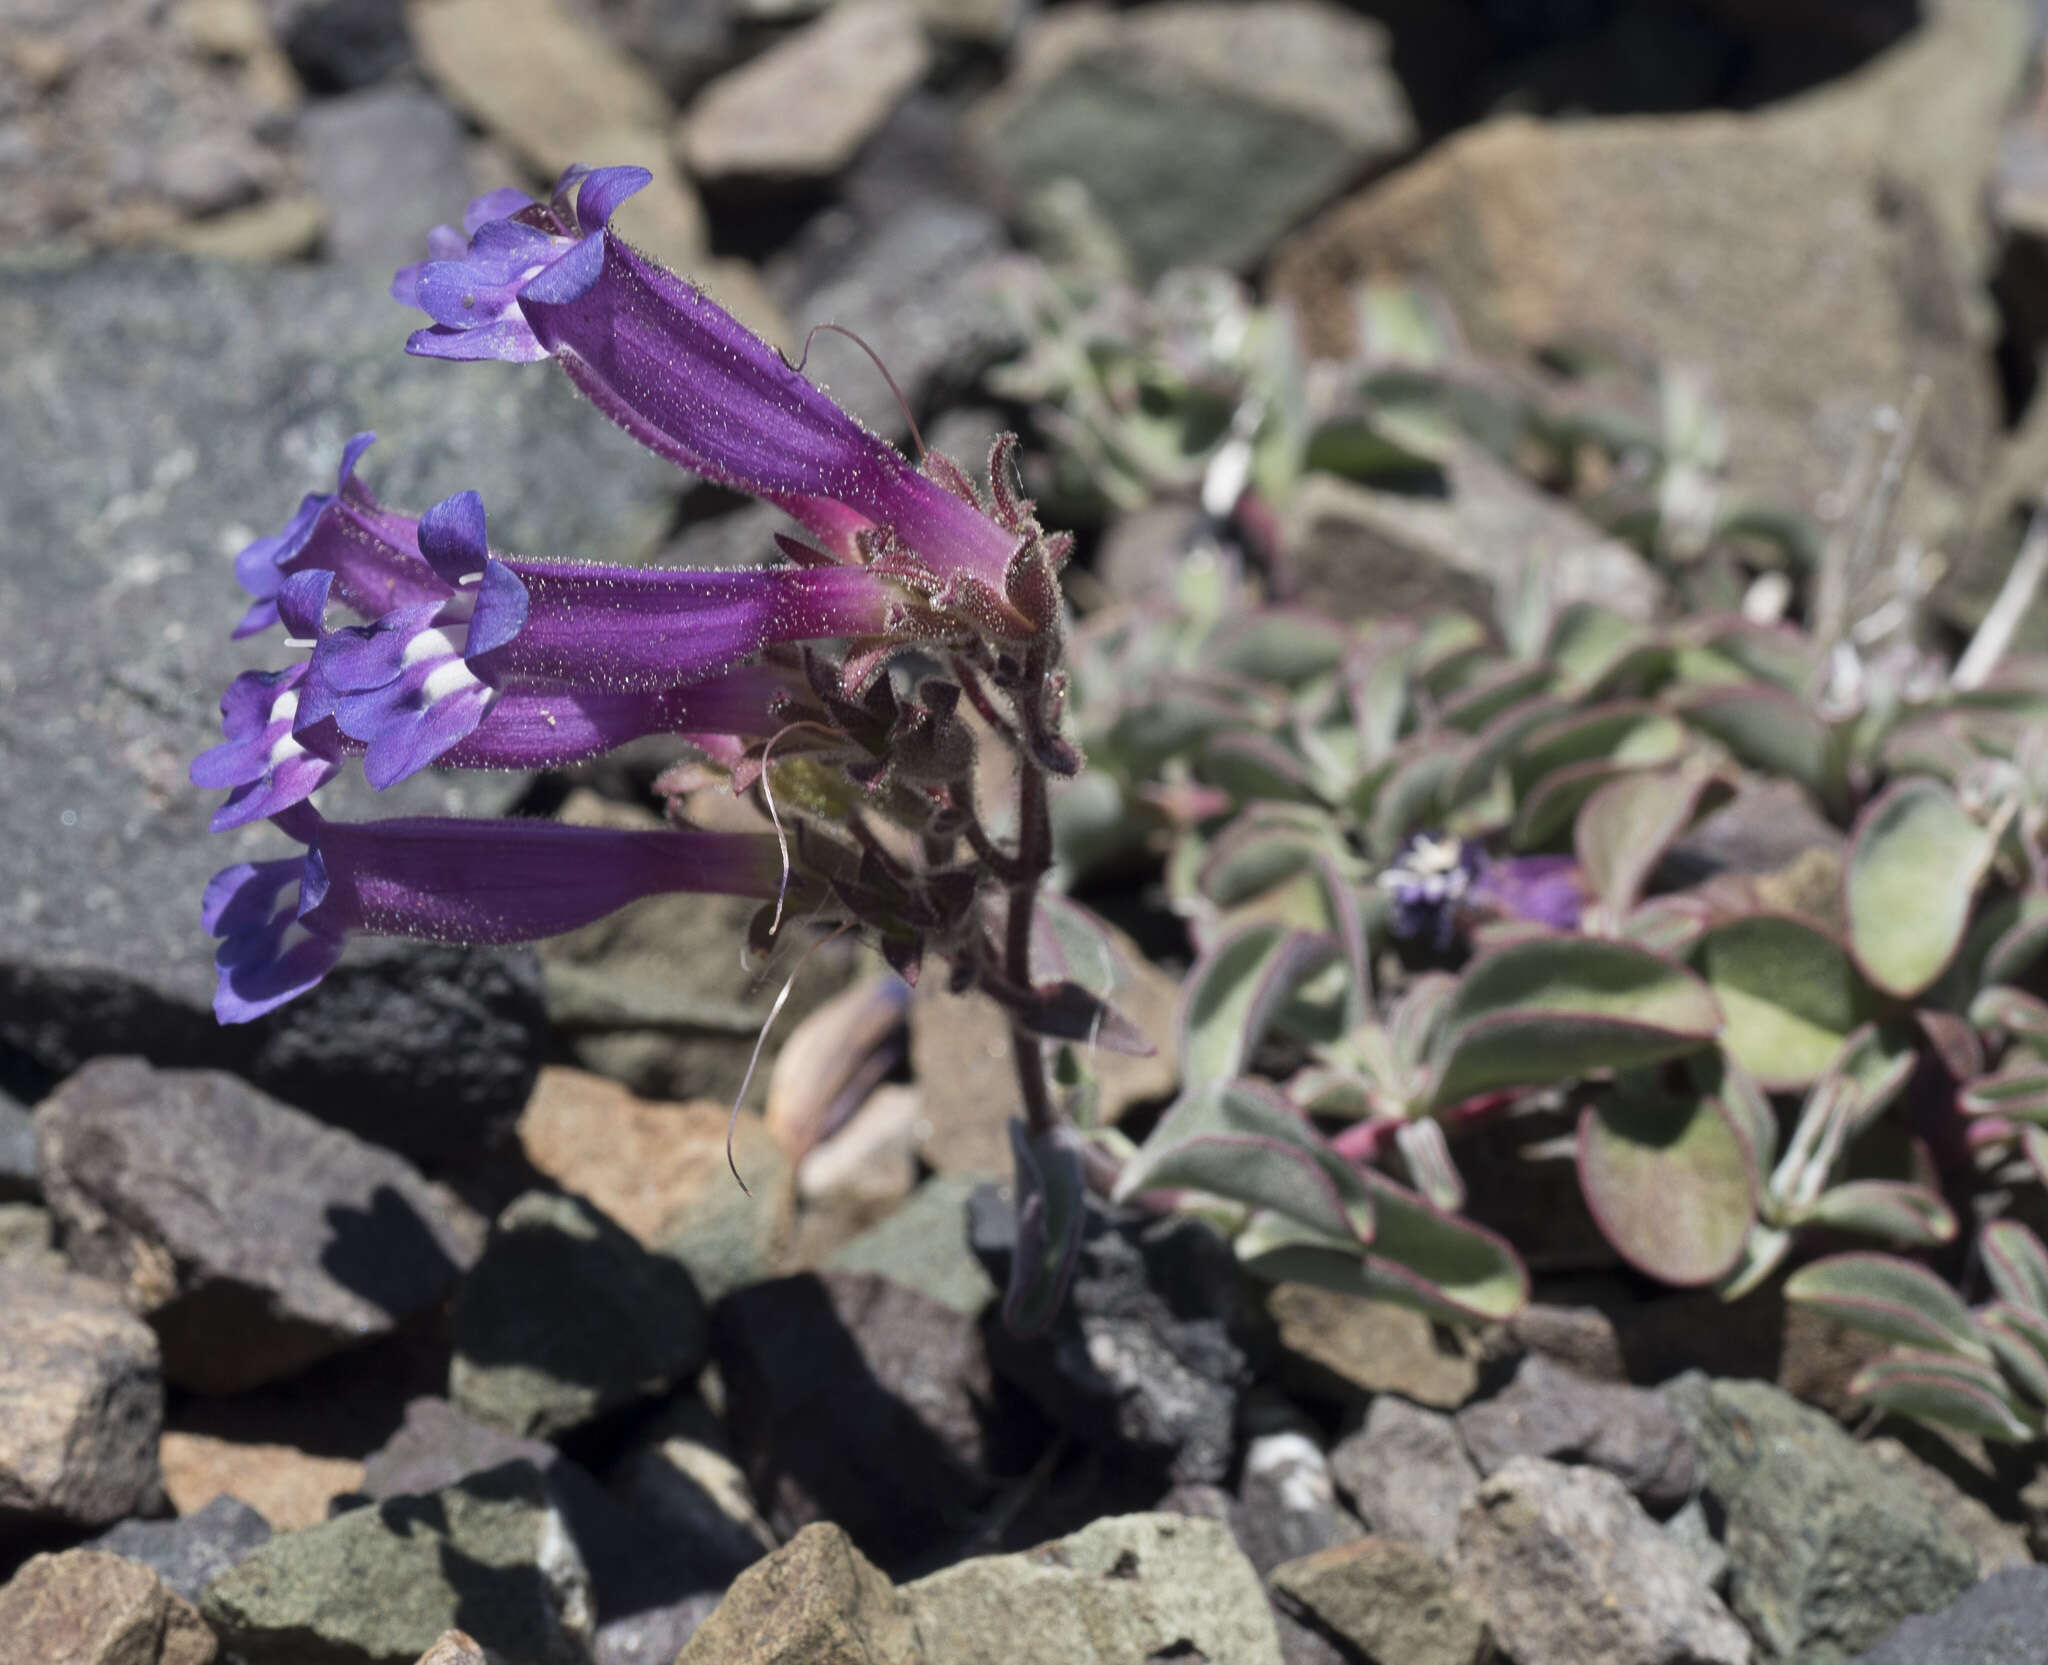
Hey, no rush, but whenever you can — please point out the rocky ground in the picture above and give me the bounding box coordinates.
[12,0,2048,1661]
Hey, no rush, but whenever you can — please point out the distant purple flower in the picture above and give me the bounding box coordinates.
[1379,834,1583,947]
[394,168,1036,630]
[205,803,786,1023]
[293,489,905,789]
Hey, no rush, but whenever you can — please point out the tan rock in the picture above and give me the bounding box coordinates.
[518,1067,789,1264]
[0,1550,216,1665]
[682,0,932,181]
[414,1632,487,1665]
[1269,1536,1490,1665]
[788,1085,923,1266]
[1270,108,2000,562]
[1268,1282,1481,1410]
[766,975,911,1160]
[158,1433,362,1532]
[675,1521,922,1664]
[166,193,324,261]
[0,1269,164,1530]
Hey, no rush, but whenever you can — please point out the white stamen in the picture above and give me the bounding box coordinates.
[421,656,483,705]
[402,624,468,669]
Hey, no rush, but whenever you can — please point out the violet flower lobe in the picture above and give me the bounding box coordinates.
[394,167,1057,636]
[205,803,787,1023]
[1379,832,1584,948]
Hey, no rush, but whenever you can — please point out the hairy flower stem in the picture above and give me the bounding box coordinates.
[1004,655,1058,1138]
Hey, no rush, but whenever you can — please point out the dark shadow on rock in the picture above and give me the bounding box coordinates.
[320,1185,462,1319]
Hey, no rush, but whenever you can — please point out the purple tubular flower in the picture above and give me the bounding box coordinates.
[232,432,447,637]
[396,169,1027,620]
[1379,835,1585,946]
[299,490,897,789]
[205,804,786,1023]
[195,656,795,821]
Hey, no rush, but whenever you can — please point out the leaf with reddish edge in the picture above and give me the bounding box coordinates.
[1198,730,1323,806]
[1342,625,1416,767]
[1783,1253,1992,1362]
[1984,893,2048,987]
[1233,1178,1528,1325]
[1438,662,1556,734]
[1002,1120,1087,1339]
[1982,1220,2048,1316]
[1682,616,1813,693]
[1177,921,1342,1089]
[1426,937,1721,1111]
[1577,1085,1756,1287]
[1508,701,1682,800]
[1510,758,1636,852]
[1368,745,1458,860]
[1210,608,1348,685]
[1844,778,1997,1000]
[1545,603,1653,693]
[1114,1079,1371,1244]
[1676,682,1843,814]
[1800,1182,1957,1246]
[1692,914,1878,1089]
[1980,1303,2048,1408]
[1620,893,1715,958]
[1969,985,2048,1049]
[1574,762,1735,926]
[1959,1060,2048,1123]
[1446,693,1569,811]
[1846,1350,2037,1443]
[2028,1125,2048,1190]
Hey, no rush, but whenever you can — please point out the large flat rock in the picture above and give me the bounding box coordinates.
[0,254,682,1153]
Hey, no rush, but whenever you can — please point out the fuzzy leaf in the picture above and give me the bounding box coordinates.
[1546,605,1654,692]
[1692,915,1878,1088]
[1783,1253,1992,1362]
[1959,1059,2048,1123]
[1439,663,1556,734]
[1427,938,1721,1109]
[1002,1120,1087,1338]
[1845,779,1995,999]
[1846,1351,2036,1443]
[1235,1178,1528,1324]
[1578,1087,1755,1286]
[1343,629,1416,767]
[1800,1182,1958,1246]
[1369,745,1459,859]
[1447,695,1571,809]
[1198,731,1322,805]
[1980,1303,2048,1408]
[1178,921,1341,1087]
[1509,704,1687,801]
[1116,1080,1370,1244]
[1211,610,1351,686]
[1677,684,1840,811]
[1982,1220,2048,1317]
[1983,895,2048,987]
[1197,823,1320,910]
[1575,764,1734,925]
[1720,1222,1794,1302]
[1511,759,1634,852]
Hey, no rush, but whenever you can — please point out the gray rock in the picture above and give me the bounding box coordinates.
[1329,1394,1480,1561]
[37,1057,474,1394]
[1848,1565,2048,1665]
[585,0,739,99]
[0,1269,164,1537]
[971,1,1414,280]
[452,1191,710,1440]
[672,1521,919,1665]
[680,0,932,182]
[361,1395,681,1621]
[710,1269,1041,1570]
[1268,1535,1492,1665]
[0,1547,219,1665]
[274,0,418,93]
[1458,1456,1752,1665]
[1864,1434,2033,1578]
[201,1460,595,1665]
[1664,1373,1977,1664]
[903,1511,1285,1665]
[827,1174,996,1316]
[300,86,474,270]
[0,1202,61,1274]
[1281,449,1662,628]
[1663,1497,1731,1597]
[1233,1429,1364,1575]
[0,253,679,1161]
[774,200,1020,443]
[970,1190,1253,1485]
[89,1492,273,1605]
[0,1092,37,1202]
[595,1596,723,1665]
[1457,1354,1695,1513]
[607,1398,775,1592]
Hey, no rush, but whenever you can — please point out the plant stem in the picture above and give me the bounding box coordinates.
[1004,656,1057,1137]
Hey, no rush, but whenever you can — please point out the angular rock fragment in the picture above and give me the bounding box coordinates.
[90,1493,272,1604]
[1456,1354,1694,1512]
[0,1269,164,1536]
[38,1058,474,1393]
[1328,1394,1479,1560]
[0,1549,217,1665]
[1269,1536,1491,1665]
